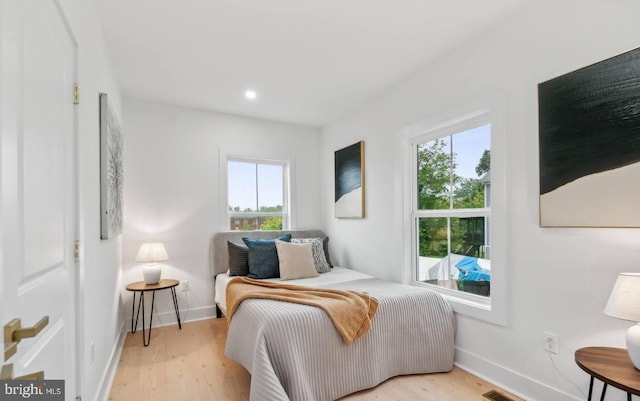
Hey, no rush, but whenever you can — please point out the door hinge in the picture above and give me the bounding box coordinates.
[73,83,79,104]
[76,397,82,401]
[74,241,80,262]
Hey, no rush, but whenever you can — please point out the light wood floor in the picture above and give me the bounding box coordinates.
[108,319,523,401]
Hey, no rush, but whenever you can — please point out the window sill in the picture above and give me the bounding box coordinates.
[410,280,507,326]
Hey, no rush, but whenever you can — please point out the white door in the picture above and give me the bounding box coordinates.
[1,0,77,398]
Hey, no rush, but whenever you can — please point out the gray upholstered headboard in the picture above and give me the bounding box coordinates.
[210,229,326,276]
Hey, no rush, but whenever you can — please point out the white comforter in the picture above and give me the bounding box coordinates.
[224,277,456,401]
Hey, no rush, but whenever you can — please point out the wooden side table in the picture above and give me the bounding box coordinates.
[575,347,640,401]
[126,279,182,346]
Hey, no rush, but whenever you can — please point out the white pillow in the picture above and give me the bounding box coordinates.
[275,240,319,280]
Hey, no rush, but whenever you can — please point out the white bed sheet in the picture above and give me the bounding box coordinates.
[214,267,372,312]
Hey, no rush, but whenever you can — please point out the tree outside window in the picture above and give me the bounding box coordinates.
[415,123,491,296]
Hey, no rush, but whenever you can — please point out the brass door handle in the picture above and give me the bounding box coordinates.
[4,342,17,363]
[1,363,44,380]
[4,316,49,361]
[12,316,49,341]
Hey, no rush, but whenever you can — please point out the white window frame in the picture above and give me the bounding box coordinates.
[219,148,295,231]
[397,94,507,325]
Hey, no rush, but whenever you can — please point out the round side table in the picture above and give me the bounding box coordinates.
[575,347,640,401]
[126,279,182,346]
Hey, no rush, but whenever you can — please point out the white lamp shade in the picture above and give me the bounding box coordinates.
[605,273,640,369]
[604,273,640,322]
[135,243,169,263]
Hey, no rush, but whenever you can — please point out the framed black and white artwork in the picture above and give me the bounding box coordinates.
[334,141,365,218]
[538,47,640,227]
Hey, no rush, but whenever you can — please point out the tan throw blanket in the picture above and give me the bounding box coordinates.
[226,277,378,345]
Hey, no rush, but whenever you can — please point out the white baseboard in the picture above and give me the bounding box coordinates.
[95,319,127,401]
[125,305,217,332]
[454,346,582,401]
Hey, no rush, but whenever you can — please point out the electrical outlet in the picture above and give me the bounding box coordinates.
[544,332,558,354]
[181,280,189,292]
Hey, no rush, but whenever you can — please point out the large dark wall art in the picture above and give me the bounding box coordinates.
[538,47,640,227]
[334,141,365,218]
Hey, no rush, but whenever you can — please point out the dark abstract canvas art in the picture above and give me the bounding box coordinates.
[335,141,364,218]
[538,47,640,227]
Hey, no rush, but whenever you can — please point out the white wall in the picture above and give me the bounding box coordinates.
[58,0,124,400]
[122,99,322,324]
[321,1,640,400]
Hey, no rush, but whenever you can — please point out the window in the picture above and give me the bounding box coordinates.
[400,96,506,325]
[414,124,491,296]
[226,157,290,231]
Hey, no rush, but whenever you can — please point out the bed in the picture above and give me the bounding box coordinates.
[210,230,456,401]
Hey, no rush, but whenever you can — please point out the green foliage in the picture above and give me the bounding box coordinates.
[417,138,487,210]
[417,139,455,210]
[475,149,490,177]
[258,205,283,213]
[228,205,283,213]
[453,178,484,209]
[228,204,284,231]
[418,218,448,258]
[417,139,488,258]
[260,216,283,230]
[240,220,256,230]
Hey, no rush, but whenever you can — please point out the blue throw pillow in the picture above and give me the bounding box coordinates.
[242,234,292,279]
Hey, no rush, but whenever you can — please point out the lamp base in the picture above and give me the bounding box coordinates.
[626,323,640,370]
[143,264,162,284]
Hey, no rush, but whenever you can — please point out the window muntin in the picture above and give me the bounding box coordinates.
[227,158,288,230]
[414,123,491,297]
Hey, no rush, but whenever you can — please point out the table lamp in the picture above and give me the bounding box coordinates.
[135,242,169,284]
[604,272,640,369]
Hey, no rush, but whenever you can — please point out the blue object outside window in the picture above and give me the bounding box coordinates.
[455,256,490,281]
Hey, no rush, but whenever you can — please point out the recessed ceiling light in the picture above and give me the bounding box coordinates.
[245,90,257,100]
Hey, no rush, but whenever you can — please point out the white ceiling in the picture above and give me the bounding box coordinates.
[95,0,533,127]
